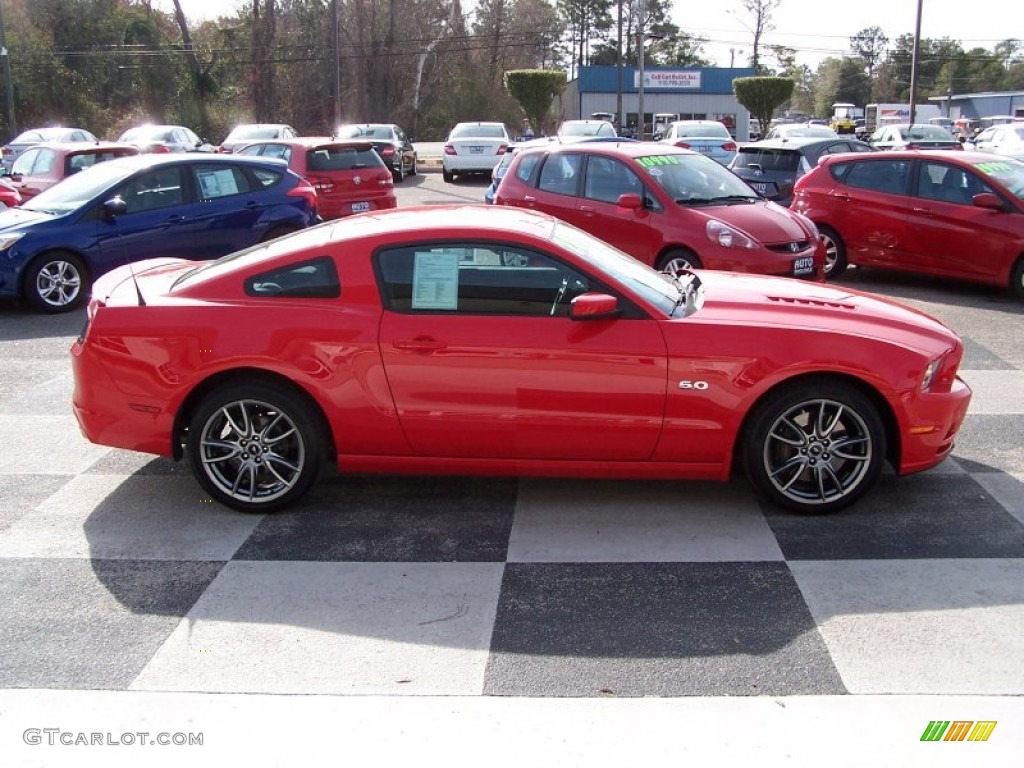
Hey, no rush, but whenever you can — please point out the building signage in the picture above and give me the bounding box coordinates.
[635,70,702,89]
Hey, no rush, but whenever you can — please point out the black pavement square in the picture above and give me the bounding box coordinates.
[764,473,1024,560]
[484,562,845,697]
[0,558,223,689]
[233,474,517,562]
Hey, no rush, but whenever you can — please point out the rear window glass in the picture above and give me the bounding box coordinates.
[450,124,507,139]
[675,124,730,138]
[306,146,382,171]
[734,149,801,171]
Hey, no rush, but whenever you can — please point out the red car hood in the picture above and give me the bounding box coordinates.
[91,258,196,306]
[688,271,959,352]
[693,200,811,245]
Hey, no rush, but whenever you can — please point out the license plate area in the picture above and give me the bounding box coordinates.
[469,145,485,154]
[792,256,815,276]
[351,201,370,213]
[750,181,777,196]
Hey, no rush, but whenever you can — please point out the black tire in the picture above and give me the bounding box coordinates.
[818,225,848,279]
[24,251,89,313]
[186,381,325,512]
[393,160,405,183]
[410,154,418,176]
[260,226,296,243]
[442,168,454,183]
[1011,257,1024,300]
[657,249,702,274]
[743,380,885,514]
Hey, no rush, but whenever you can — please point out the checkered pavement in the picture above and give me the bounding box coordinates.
[1,286,1022,702]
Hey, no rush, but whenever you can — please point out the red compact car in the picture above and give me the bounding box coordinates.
[8,141,140,201]
[237,137,396,219]
[792,150,1024,298]
[495,141,825,279]
[0,177,20,208]
[72,206,970,515]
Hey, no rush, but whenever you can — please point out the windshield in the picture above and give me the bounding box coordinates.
[638,153,760,203]
[549,221,678,316]
[560,123,604,137]
[20,160,137,215]
[119,127,172,143]
[972,156,1024,200]
[229,126,284,141]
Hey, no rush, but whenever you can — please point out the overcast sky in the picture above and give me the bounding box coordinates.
[160,0,1009,71]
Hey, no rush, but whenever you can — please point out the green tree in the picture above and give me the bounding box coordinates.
[733,75,793,137]
[504,68,566,134]
[849,26,888,87]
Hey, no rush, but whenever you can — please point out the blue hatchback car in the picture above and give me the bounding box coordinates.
[0,154,318,312]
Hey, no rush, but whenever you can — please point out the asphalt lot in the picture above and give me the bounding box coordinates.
[1,174,1023,764]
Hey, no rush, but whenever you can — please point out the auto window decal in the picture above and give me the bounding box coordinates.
[412,251,459,310]
[637,155,680,168]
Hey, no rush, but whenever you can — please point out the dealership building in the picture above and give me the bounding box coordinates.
[559,65,756,139]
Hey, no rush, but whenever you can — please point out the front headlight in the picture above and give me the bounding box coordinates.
[706,220,757,249]
[0,233,25,252]
[790,210,819,238]
[921,357,942,391]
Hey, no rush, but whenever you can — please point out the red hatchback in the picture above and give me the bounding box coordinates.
[495,141,824,279]
[792,150,1024,298]
[237,138,396,220]
[8,141,140,201]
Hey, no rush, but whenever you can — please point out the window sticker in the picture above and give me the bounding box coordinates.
[197,169,240,198]
[637,155,680,168]
[976,161,1013,174]
[412,251,460,310]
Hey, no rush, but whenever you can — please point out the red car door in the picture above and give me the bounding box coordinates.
[904,160,1017,281]
[376,243,668,460]
[828,157,915,269]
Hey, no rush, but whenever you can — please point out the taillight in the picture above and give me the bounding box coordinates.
[309,176,334,193]
[675,141,691,149]
[497,144,508,155]
[150,145,171,154]
[216,146,230,153]
[378,171,393,186]
[952,143,964,151]
[443,143,456,155]
[1,147,12,156]
[379,146,396,158]
[287,178,318,209]
[905,143,920,150]
[722,141,737,152]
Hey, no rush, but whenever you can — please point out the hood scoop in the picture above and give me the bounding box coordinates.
[767,295,856,311]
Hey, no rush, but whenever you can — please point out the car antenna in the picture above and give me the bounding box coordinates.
[127,259,147,306]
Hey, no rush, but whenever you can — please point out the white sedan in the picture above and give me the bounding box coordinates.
[442,122,511,182]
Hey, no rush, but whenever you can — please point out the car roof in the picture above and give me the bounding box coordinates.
[18,141,138,154]
[739,137,865,151]
[242,137,374,149]
[819,149,1007,167]
[516,141,692,159]
[97,153,293,173]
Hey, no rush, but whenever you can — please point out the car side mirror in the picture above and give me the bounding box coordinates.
[102,196,128,219]
[616,192,643,210]
[973,192,1005,211]
[9,172,22,182]
[569,292,619,320]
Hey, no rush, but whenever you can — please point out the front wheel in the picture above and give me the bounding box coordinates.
[24,251,89,313]
[186,382,325,512]
[743,381,885,514]
[1011,257,1024,300]
[818,225,848,279]
[657,249,702,274]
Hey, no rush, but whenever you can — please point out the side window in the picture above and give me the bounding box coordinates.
[377,244,592,317]
[537,153,582,196]
[194,164,252,199]
[255,144,291,162]
[916,162,994,205]
[515,153,542,183]
[251,168,283,189]
[118,167,186,213]
[844,160,910,195]
[11,148,39,176]
[33,149,58,175]
[584,156,641,204]
[245,256,340,298]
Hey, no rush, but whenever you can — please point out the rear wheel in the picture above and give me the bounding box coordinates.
[657,249,702,274]
[186,381,325,512]
[442,168,454,183]
[24,251,89,313]
[743,381,885,514]
[818,225,847,279]
[1011,257,1024,300]
[393,161,405,183]
[409,154,418,176]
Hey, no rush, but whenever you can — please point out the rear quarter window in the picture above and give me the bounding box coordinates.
[515,153,543,183]
[245,256,340,299]
[251,168,284,189]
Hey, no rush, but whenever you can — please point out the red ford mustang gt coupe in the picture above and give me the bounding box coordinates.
[71,206,971,514]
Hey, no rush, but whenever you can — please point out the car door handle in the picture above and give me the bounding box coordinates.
[829,192,852,202]
[245,201,260,209]
[523,195,536,205]
[580,205,595,215]
[167,215,188,223]
[393,338,447,352]
[912,206,935,214]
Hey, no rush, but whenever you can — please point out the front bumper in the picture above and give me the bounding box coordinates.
[898,375,973,475]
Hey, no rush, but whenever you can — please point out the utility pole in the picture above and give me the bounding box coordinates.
[331,0,341,129]
[0,0,17,139]
[909,0,923,125]
[637,0,646,140]
[615,0,622,133]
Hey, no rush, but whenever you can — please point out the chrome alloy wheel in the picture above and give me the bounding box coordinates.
[35,259,83,309]
[198,398,306,505]
[761,397,873,506]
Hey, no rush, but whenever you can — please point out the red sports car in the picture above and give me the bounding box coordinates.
[792,150,1024,298]
[71,206,971,514]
